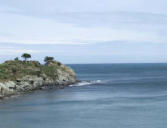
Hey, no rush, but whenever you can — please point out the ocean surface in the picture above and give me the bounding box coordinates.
[0,64,167,128]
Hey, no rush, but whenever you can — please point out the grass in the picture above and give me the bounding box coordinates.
[42,66,58,78]
[0,60,66,82]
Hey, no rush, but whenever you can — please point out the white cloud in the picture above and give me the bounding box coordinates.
[0,11,167,45]
[1,0,167,14]
[0,0,167,63]
[0,46,46,55]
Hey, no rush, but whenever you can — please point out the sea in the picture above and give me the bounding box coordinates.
[0,64,167,128]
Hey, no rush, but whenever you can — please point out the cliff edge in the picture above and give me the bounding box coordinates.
[0,60,77,98]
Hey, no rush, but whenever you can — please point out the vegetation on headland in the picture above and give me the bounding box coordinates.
[0,53,67,82]
[44,56,54,64]
[0,53,77,98]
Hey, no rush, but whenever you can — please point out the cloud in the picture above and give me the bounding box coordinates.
[1,4,167,45]
[0,46,47,55]
[1,0,167,14]
[0,11,167,45]
[0,40,166,63]
[0,0,167,63]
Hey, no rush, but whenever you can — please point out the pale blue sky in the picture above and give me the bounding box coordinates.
[0,0,167,63]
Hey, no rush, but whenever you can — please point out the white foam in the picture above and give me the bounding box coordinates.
[69,80,103,87]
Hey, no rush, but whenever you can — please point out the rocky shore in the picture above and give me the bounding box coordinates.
[0,59,77,99]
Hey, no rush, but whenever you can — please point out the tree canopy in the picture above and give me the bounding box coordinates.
[44,56,54,63]
[21,53,31,61]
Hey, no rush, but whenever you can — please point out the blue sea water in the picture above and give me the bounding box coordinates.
[0,64,167,128]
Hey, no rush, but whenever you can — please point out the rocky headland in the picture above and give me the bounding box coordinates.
[0,58,77,99]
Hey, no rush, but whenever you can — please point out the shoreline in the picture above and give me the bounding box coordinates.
[0,80,80,100]
[0,59,78,99]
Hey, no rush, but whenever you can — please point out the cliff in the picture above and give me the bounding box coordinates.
[0,60,77,98]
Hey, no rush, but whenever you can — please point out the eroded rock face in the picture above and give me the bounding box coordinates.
[0,81,16,96]
[0,61,77,98]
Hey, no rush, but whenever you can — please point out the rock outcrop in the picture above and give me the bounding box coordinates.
[0,60,77,98]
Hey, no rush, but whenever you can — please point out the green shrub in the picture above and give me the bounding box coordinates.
[57,62,61,66]
[42,66,57,78]
[44,56,54,64]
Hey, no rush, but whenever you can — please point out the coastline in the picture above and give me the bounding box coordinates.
[0,59,78,99]
[0,79,79,100]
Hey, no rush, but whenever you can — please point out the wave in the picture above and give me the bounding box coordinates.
[69,80,104,87]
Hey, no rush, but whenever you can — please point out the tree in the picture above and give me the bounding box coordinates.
[21,53,31,61]
[14,57,19,61]
[44,56,54,63]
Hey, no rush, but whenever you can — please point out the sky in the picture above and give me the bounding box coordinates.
[0,0,167,64]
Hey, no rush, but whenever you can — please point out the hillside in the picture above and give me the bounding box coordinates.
[0,60,77,98]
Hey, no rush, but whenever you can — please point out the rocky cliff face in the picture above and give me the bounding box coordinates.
[0,60,77,98]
